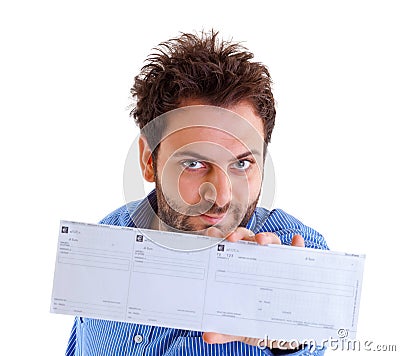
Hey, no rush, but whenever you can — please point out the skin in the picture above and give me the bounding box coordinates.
[139,100,304,349]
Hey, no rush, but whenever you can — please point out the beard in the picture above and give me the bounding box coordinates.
[154,176,259,235]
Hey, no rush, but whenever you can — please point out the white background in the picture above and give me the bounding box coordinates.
[1,0,399,354]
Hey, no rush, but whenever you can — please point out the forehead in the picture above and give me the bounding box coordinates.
[158,104,265,156]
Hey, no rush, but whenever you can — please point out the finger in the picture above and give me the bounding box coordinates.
[226,227,255,242]
[205,226,225,239]
[202,332,260,346]
[254,232,281,245]
[291,234,305,247]
[202,332,240,344]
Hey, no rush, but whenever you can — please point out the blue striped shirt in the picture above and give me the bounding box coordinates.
[66,190,328,355]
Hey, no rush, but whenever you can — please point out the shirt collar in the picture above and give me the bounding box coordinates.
[128,189,158,228]
[246,212,257,232]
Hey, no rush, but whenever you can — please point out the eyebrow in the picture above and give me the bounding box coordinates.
[172,150,262,162]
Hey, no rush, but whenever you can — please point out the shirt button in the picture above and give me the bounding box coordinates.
[134,334,143,343]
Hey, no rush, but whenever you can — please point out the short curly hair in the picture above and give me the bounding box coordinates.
[130,30,276,152]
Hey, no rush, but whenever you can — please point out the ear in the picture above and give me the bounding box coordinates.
[138,135,155,182]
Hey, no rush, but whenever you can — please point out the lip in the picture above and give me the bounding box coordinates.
[200,214,226,224]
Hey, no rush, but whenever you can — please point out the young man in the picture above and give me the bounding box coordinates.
[66,30,328,355]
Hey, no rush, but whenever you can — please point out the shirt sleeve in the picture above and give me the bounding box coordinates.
[65,317,78,356]
[258,208,329,250]
[64,206,132,356]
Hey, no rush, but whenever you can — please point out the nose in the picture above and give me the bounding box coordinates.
[201,166,231,208]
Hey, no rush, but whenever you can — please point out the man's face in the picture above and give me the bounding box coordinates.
[141,101,266,235]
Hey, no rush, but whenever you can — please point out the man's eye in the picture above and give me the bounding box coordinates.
[232,160,251,170]
[182,161,205,170]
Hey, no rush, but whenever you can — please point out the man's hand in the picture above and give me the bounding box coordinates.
[203,227,305,349]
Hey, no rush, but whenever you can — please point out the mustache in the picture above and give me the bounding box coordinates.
[167,200,232,216]
[160,192,242,217]
[203,204,229,215]
[187,203,240,217]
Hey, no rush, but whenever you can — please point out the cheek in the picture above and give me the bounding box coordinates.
[157,157,203,206]
[249,177,262,201]
[157,161,183,202]
[248,165,263,195]
[178,174,202,205]
[231,171,262,203]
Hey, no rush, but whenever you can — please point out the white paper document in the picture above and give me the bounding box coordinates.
[51,221,365,343]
